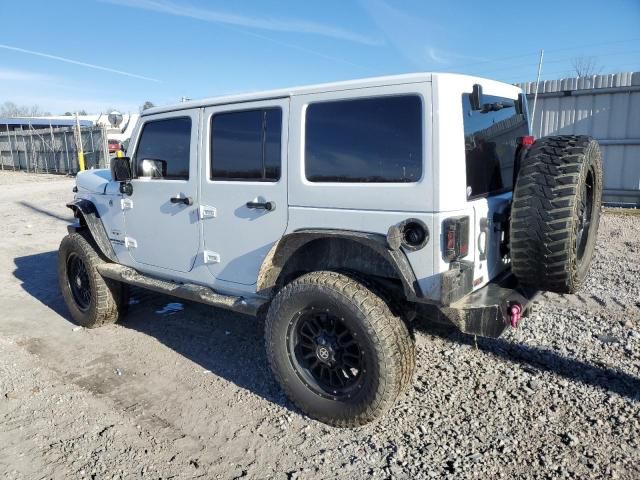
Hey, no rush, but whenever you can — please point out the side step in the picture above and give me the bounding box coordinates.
[96,263,265,316]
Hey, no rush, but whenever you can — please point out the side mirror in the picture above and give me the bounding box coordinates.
[470,84,483,111]
[111,156,132,182]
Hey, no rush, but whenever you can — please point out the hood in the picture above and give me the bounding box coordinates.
[76,168,112,194]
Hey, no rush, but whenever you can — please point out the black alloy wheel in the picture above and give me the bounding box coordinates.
[67,252,91,311]
[287,307,365,400]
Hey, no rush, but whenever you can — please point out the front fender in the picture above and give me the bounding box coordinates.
[66,199,117,262]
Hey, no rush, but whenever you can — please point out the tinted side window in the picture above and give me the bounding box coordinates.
[305,95,422,183]
[462,94,529,198]
[135,117,191,180]
[211,108,282,181]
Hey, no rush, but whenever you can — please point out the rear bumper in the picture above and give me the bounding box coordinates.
[437,271,538,338]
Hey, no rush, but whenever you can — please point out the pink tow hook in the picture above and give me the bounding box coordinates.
[508,303,523,328]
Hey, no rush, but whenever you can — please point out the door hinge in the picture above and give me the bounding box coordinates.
[203,250,220,264]
[124,236,138,249]
[121,198,134,210]
[199,205,217,219]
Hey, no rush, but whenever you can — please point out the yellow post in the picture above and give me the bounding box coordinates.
[116,149,123,158]
[75,113,85,171]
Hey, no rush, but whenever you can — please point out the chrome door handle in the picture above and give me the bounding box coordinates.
[246,201,275,211]
[170,196,193,206]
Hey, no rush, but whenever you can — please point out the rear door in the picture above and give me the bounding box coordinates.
[461,91,529,284]
[123,110,200,273]
[200,99,289,286]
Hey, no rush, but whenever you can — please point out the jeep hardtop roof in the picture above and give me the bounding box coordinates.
[143,72,519,116]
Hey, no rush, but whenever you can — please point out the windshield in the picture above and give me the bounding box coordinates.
[462,93,529,199]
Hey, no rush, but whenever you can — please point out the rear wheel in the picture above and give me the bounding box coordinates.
[265,271,415,427]
[58,233,127,328]
[510,135,603,293]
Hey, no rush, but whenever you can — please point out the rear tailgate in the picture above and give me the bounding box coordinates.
[462,90,529,290]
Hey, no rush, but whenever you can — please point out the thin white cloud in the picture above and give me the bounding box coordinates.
[427,47,449,65]
[212,23,373,71]
[360,0,477,68]
[104,0,383,46]
[0,68,51,82]
[0,44,160,82]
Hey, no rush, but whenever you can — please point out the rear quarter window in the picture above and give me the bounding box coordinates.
[305,95,422,183]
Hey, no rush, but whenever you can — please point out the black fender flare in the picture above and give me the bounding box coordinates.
[66,199,117,262]
[256,229,422,300]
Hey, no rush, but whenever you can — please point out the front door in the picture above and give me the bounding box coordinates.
[200,99,289,286]
[124,109,200,273]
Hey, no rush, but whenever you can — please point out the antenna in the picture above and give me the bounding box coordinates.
[530,49,544,133]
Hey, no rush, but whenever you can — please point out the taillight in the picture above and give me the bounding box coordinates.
[443,216,470,262]
[518,135,535,147]
[513,136,535,186]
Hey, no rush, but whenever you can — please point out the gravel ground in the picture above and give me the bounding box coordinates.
[0,170,638,479]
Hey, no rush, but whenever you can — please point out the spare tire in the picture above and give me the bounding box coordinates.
[510,135,603,294]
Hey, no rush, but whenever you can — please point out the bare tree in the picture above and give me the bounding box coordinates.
[0,101,50,117]
[571,55,603,77]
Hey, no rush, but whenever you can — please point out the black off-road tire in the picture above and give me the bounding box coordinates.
[58,233,127,328]
[511,135,603,294]
[265,271,415,427]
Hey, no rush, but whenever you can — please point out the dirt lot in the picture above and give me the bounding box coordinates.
[0,171,638,480]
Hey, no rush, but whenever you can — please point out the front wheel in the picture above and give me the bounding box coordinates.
[265,271,415,427]
[58,233,127,328]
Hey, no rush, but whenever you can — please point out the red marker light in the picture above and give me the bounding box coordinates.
[519,135,535,147]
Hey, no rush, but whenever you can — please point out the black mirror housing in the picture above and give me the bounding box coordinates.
[470,84,483,111]
[111,156,132,182]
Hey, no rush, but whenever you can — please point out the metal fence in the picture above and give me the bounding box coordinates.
[519,72,640,206]
[0,125,109,174]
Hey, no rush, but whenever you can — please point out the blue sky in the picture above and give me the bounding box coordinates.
[1,0,639,114]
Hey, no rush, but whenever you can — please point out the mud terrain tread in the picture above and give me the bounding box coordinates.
[338,273,416,393]
[265,271,415,427]
[510,135,602,293]
[58,233,125,328]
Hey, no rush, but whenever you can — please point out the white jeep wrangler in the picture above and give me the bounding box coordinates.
[58,73,602,427]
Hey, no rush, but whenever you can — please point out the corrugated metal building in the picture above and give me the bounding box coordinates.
[519,72,640,206]
[0,117,93,132]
